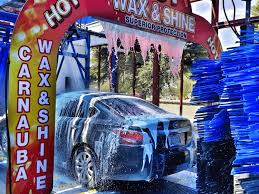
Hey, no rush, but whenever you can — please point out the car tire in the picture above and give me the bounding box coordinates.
[0,128,8,156]
[72,146,99,189]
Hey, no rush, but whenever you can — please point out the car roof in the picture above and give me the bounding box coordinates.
[56,91,137,103]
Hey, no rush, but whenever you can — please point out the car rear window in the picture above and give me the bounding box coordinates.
[100,97,168,117]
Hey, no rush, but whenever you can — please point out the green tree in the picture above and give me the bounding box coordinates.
[252,0,259,30]
[159,43,208,100]
[90,41,208,101]
[181,42,208,73]
[118,51,132,94]
[136,59,153,98]
[90,46,110,91]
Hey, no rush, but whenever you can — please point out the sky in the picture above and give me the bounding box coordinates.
[192,0,258,50]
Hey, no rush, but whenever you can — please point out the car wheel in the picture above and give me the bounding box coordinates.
[1,128,8,155]
[73,146,98,189]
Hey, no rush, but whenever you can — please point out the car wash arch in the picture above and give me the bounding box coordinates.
[7,0,222,193]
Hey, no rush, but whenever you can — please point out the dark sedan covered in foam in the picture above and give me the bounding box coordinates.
[0,114,7,155]
[54,91,194,189]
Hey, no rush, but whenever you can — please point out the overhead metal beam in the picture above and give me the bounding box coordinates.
[189,0,203,3]
[87,30,106,38]
[58,51,88,58]
[215,16,259,29]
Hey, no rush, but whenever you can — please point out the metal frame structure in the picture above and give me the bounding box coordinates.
[190,0,258,30]
[56,28,106,90]
[177,0,258,115]
[0,11,17,42]
[57,28,92,89]
[0,10,16,113]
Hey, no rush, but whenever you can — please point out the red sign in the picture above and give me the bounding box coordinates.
[8,0,222,193]
[107,0,222,59]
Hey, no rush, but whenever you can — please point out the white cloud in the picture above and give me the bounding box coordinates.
[191,0,212,22]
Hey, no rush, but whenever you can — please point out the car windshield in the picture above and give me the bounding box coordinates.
[100,97,168,117]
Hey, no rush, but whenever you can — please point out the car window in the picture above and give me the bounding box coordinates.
[57,95,90,118]
[76,100,88,118]
[100,97,168,117]
[94,101,120,120]
[59,99,79,117]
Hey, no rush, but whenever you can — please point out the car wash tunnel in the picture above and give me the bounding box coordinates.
[0,0,259,194]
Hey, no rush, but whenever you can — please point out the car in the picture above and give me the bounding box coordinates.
[0,114,7,156]
[55,91,195,189]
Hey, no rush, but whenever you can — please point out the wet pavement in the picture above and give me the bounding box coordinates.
[0,158,197,194]
[53,166,197,194]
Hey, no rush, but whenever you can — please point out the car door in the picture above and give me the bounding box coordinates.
[86,102,123,173]
[55,97,88,163]
[88,101,122,145]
